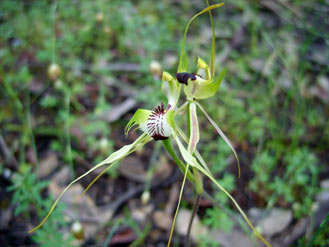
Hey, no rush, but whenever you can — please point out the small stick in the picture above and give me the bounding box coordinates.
[185,194,201,247]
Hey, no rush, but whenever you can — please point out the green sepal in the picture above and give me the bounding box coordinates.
[177,3,225,73]
[184,68,226,100]
[29,134,151,234]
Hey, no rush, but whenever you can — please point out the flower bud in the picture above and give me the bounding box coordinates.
[103,26,112,35]
[47,63,61,81]
[95,12,104,23]
[71,221,84,240]
[99,137,110,153]
[150,60,162,79]
[141,190,150,205]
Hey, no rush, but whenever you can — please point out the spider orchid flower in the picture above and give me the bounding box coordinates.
[29,2,271,246]
[175,7,240,176]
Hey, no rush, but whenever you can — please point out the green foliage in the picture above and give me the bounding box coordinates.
[250,146,320,218]
[32,202,76,247]
[198,233,221,247]
[298,225,329,247]
[204,207,234,233]
[8,165,48,216]
[7,164,75,246]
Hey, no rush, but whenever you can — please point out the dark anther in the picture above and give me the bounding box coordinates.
[176,73,196,85]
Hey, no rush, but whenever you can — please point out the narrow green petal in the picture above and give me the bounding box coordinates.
[206,0,216,78]
[81,134,152,196]
[196,102,241,178]
[173,135,199,167]
[172,134,270,246]
[173,133,270,246]
[81,162,117,197]
[28,134,149,233]
[176,126,211,175]
[198,166,271,247]
[188,102,199,153]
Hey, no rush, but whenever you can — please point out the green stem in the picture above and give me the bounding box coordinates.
[162,138,194,182]
[192,167,203,194]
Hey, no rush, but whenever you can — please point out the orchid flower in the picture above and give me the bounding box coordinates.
[29,2,271,247]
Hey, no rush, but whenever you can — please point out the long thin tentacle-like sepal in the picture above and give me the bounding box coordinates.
[178,3,225,73]
[196,102,241,178]
[29,134,149,233]
[206,0,216,78]
[173,134,271,246]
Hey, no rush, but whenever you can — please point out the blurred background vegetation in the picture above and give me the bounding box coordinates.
[0,0,328,246]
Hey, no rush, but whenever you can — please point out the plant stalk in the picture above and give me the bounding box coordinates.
[162,138,194,182]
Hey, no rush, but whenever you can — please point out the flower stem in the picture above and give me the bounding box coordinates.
[162,138,194,182]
